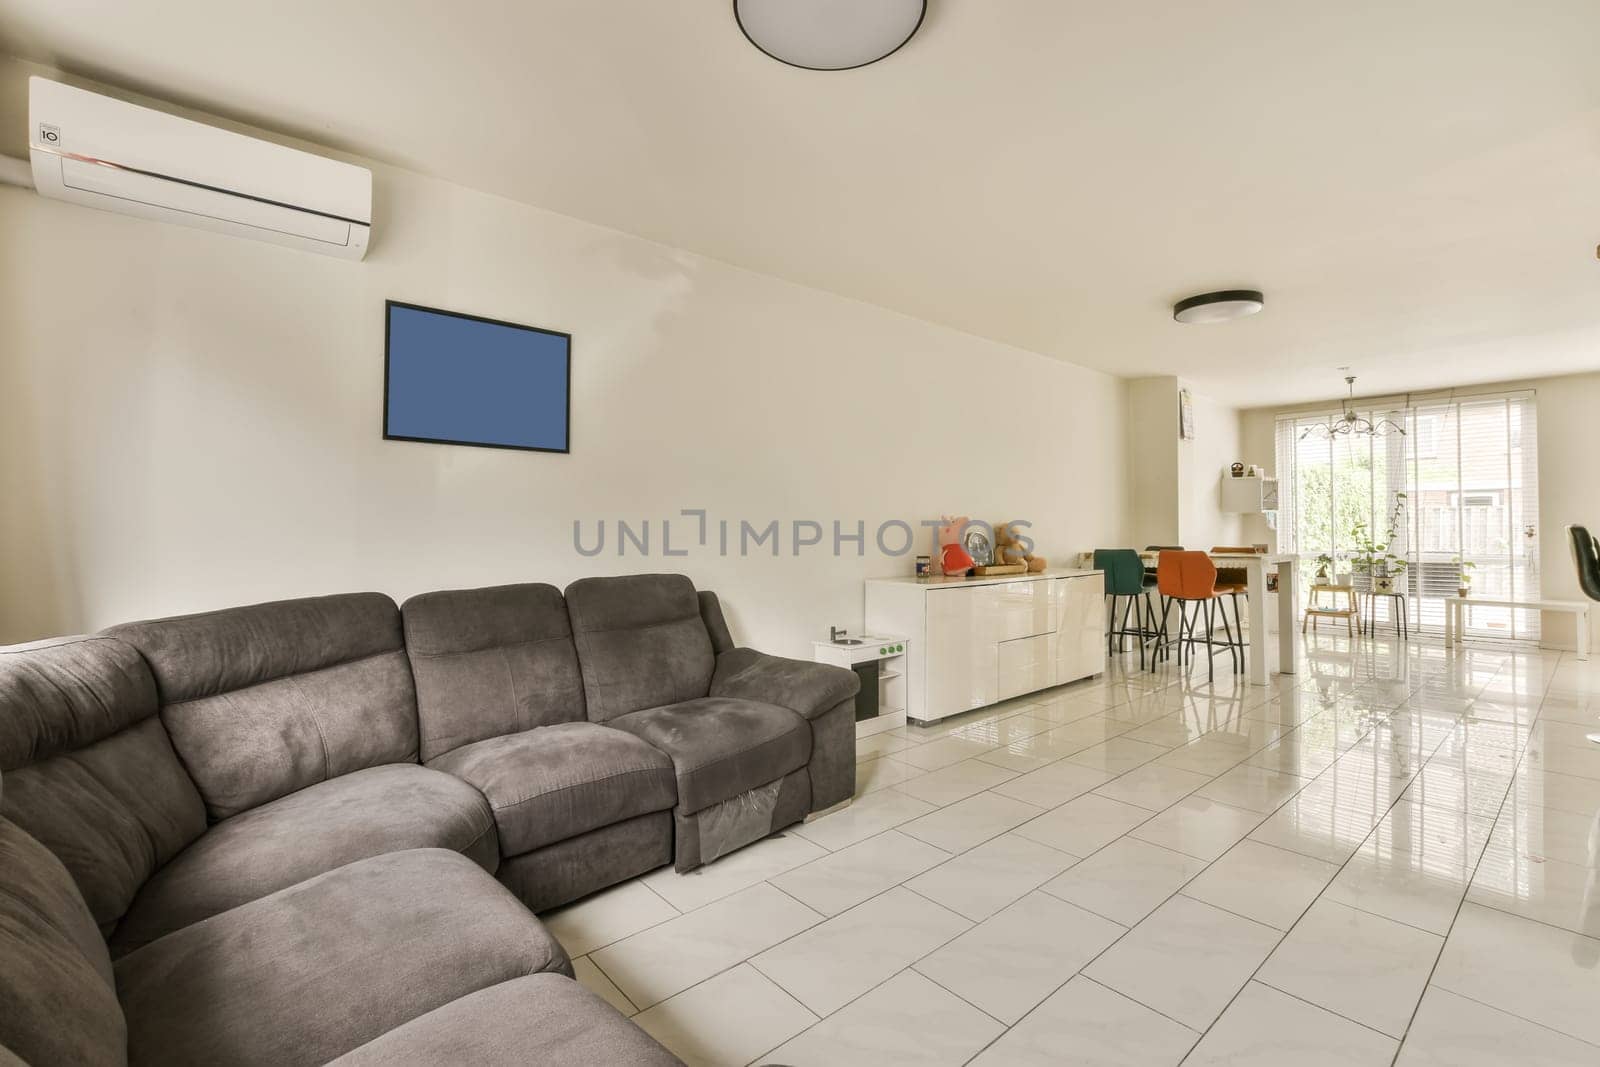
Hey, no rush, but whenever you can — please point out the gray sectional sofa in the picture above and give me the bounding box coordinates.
[0,573,857,1066]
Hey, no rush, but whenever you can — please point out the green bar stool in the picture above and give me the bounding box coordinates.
[1094,549,1156,669]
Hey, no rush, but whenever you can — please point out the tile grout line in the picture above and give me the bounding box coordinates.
[1079,973,1203,1039]
[1124,648,1532,1063]
[582,952,638,1016]
[1418,985,1600,1053]
[1464,887,1600,942]
[816,662,1233,1057]
[550,882,687,961]
[1164,675,1472,1063]
[953,653,1332,1061]
[737,969,824,1067]
[1385,654,1563,1065]
[638,877,684,913]
[1249,976,1414,1042]
[617,818,972,1040]
[956,731,1282,1048]
[604,639,1556,1064]
[793,675,1216,1062]
[745,875,1010,1057]
[651,826,975,1012]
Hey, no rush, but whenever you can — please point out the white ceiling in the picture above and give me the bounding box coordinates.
[3,0,1598,406]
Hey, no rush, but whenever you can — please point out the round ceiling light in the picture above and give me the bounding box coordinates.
[1172,289,1265,324]
[734,0,927,71]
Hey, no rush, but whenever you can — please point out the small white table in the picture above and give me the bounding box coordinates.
[1214,553,1301,686]
[1444,596,1590,661]
[1126,551,1301,686]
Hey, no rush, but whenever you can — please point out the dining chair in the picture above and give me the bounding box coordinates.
[1141,545,1183,634]
[1153,550,1243,682]
[1094,549,1155,669]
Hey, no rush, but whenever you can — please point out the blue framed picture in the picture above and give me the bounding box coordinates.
[383,300,571,454]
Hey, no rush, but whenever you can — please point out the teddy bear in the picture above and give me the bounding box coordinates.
[995,520,1047,573]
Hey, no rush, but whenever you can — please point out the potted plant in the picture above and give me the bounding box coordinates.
[1350,493,1409,595]
[1314,553,1334,582]
[1454,556,1476,598]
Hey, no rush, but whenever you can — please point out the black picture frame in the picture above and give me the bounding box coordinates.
[382,299,572,455]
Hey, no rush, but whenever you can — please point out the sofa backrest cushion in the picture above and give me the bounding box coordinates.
[401,583,587,762]
[0,636,204,934]
[565,574,715,722]
[104,593,418,820]
[0,812,128,1066]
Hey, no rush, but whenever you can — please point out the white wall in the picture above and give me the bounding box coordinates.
[1178,384,1244,551]
[0,61,1130,652]
[1125,377,1179,548]
[1241,370,1600,652]
[1125,376,1244,552]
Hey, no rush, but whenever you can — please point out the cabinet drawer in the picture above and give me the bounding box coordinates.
[997,635,1053,701]
[975,581,1056,641]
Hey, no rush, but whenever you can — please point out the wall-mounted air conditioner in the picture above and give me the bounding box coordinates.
[28,77,371,260]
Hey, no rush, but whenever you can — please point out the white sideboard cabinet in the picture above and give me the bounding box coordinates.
[865,571,1105,724]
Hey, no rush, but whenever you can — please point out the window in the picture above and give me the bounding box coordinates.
[1414,414,1441,459]
[1274,392,1539,641]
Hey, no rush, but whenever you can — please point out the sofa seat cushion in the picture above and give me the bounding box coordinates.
[427,723,675,857]
[115,848,570,1067]
[330,973,683,1066]
[607,697,810,814]
[111,764,496,956]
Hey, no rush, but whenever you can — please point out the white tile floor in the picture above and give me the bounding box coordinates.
[545,630,1600,1065]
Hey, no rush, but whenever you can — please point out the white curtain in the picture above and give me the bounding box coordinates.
[1274,391,1539,641]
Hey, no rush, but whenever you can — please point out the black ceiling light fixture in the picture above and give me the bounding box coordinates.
[1173,289,1265,324]
[734,0,928,71]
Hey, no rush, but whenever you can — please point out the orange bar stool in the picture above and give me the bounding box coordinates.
[1153,551,1243,682]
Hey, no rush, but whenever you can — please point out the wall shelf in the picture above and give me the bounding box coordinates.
[1222,473,1279,513]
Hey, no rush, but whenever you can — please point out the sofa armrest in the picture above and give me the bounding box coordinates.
[709,648,859,721]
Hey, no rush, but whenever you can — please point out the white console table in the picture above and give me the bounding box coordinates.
[865,571,1105,724]
[1444,596,1590,661]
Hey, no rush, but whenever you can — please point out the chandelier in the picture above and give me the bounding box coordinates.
[1299,374,1407,440]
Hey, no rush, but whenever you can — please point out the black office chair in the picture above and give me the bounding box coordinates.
[1571,525,1600,600]
[1567,525,1600,744]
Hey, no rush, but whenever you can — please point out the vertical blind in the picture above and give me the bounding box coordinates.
[1274,392,1540,640]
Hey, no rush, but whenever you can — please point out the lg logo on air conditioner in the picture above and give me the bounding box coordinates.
[38,123,60,146]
